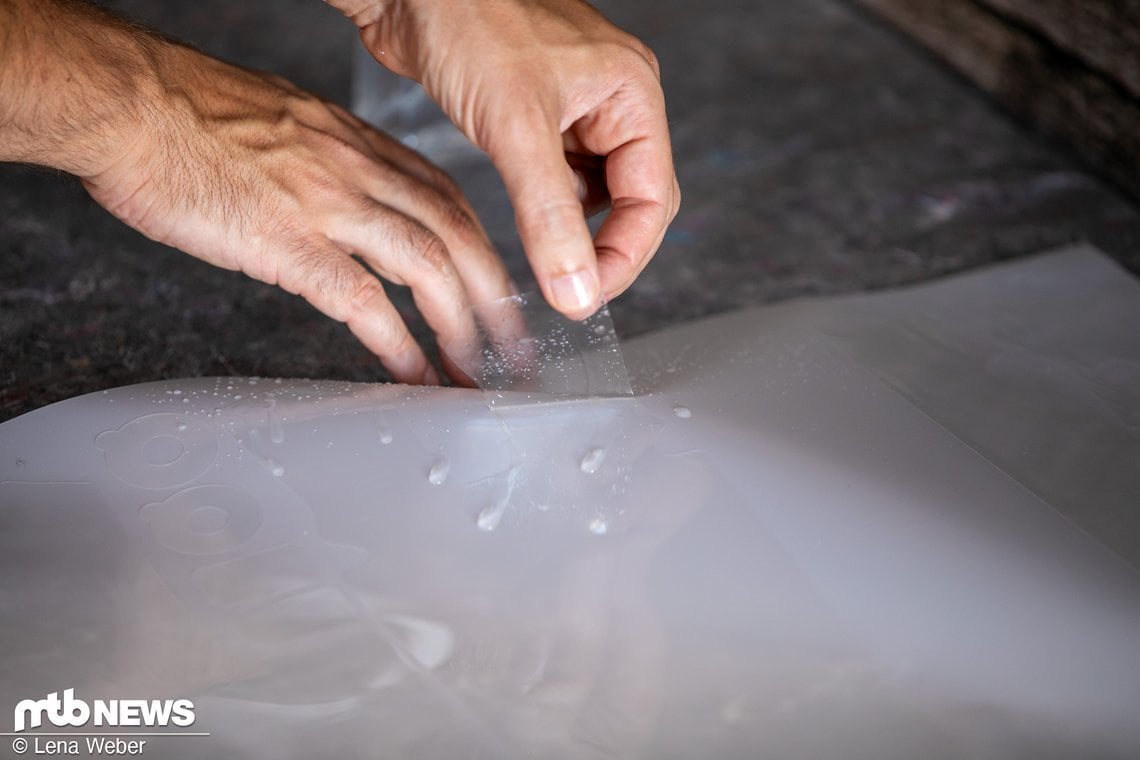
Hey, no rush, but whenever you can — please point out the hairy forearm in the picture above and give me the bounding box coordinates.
[0,0,161,177]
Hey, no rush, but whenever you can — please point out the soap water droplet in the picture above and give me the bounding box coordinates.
[580,447,606,475]
[268,400,285,444]
[477,499,508,532]
[588,517,609,535]
[428,458,450,486]
[673,405,692,419]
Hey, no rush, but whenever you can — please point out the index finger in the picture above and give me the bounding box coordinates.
[588,92,679,299]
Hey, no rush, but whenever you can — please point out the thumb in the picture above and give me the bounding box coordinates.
[487,116,600,320]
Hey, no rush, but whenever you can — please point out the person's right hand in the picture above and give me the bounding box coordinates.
[331,0,681,320]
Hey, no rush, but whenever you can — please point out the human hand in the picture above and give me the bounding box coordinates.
[79,42,515,385]
[331,0,681,319]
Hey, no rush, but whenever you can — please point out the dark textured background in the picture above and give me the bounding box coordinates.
[2,0,1138,421]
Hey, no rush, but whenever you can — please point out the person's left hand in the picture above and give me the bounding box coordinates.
[83,43,515,385]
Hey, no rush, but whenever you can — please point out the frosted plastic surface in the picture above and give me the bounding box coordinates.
[1,244,1139,758]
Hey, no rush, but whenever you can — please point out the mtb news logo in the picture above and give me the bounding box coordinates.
[13,689,195,732]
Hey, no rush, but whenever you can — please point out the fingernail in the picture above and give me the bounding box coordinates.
[422,365,441,386]
[550,269,599,316]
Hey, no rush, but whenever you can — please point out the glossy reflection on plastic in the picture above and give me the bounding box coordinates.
[2,245,1140,759]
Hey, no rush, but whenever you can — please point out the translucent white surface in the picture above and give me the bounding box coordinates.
[1,244,1138,758]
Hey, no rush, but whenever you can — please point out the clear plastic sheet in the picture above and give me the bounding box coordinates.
[1,244,1139,759]
[446,292,634,400]
[442,292,645,540]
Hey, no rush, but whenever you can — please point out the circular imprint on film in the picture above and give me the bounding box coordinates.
[95,414,218,489]
[139,484,262,556]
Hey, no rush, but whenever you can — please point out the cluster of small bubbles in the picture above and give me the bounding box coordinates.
[580,447,606,475]
[587,517,609,535]
[427,458,450,486]
[673,405,692,419]
[476,498,508,532]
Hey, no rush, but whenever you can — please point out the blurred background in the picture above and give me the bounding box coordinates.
[2,0,1138,420]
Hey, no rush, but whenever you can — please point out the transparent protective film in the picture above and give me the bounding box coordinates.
[441,292,652,537]
[446,292,634,400]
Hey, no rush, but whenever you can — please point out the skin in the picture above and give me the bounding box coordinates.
[0,0,679,384]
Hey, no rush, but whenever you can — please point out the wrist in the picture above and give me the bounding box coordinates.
[0,0,164,179]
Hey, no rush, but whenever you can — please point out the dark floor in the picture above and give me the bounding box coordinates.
[2,0,1138,421]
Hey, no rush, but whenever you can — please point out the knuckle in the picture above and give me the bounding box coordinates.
[402,223,453,277]
[521,198,583,239]
[287,249,367,322]
[368,310,419,361]
[385,325,420,359]
[345,276,387,319]
[278,245,330,296]
[436,195,482,245]
[636,43,661,78]
[610,37,660,79]
[428,166,462,197]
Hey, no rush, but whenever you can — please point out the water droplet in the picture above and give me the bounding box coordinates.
[476,498,508,531]
[269,460,285,477]
[380,430,394,445]
[268,400,284,444]
[580,447,606,475]
[588,517,608,535]
[176,423,188,432]
[427,458,450,486]
[673,405,692,419]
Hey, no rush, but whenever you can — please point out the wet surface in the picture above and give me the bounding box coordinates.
[2,0,1139,420]
[2,245,1138,758]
